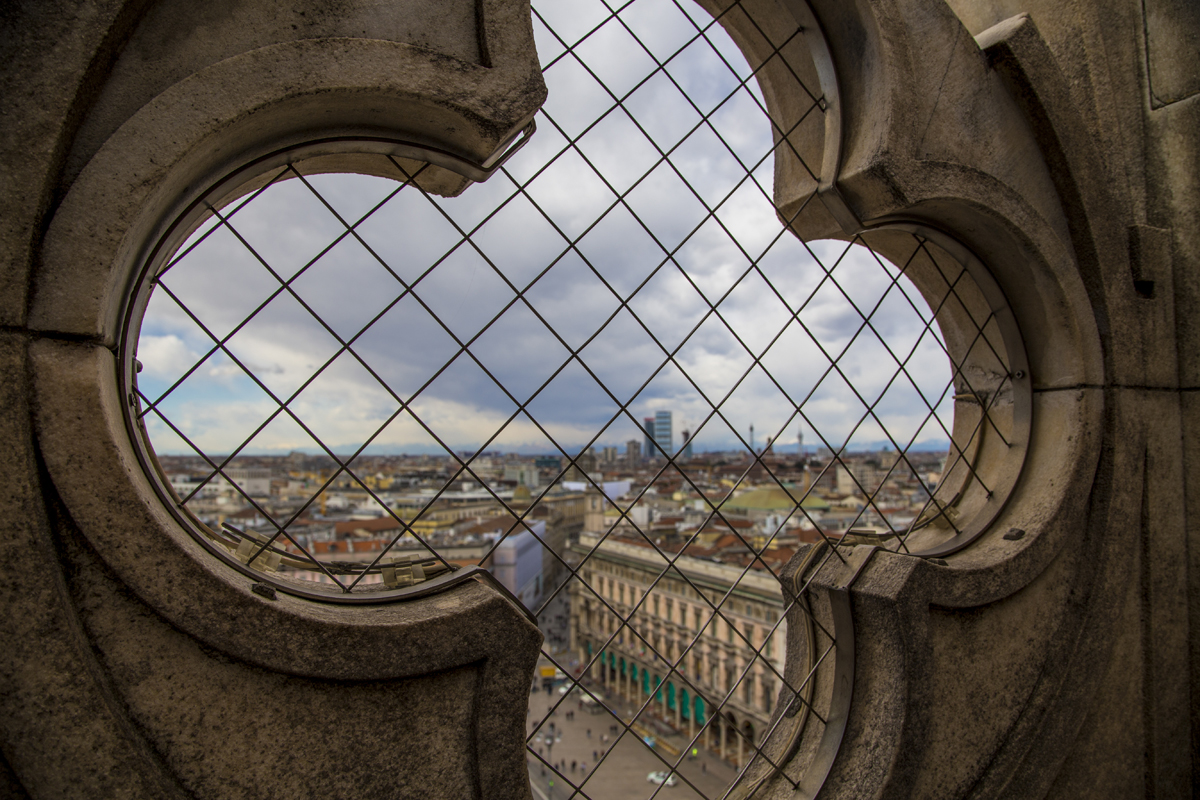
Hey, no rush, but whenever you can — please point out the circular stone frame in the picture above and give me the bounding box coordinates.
[118,134,540,605]
[26,25,551,693]
[857,222,1032,559]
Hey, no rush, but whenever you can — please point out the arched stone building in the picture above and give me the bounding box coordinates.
[0,0,1196,798]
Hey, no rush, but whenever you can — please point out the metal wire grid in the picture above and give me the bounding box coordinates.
[124,0,1015,796]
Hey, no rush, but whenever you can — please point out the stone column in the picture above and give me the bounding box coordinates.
[736,727,743,768]
[719,721,726,760]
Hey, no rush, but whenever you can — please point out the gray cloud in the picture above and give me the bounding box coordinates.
[136,0,955,459]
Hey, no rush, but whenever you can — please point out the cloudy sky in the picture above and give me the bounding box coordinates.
[134,0,955,460]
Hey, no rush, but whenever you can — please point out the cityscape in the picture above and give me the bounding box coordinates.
[154,410,947,797]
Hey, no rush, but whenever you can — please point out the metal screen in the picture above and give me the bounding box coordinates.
[124,0,1024,797]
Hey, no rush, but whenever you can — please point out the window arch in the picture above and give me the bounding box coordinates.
[117,0,1028,796]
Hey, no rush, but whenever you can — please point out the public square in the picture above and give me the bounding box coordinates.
[525,678,739,800]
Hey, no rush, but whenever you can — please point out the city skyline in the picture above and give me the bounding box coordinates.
[133,0,957,462]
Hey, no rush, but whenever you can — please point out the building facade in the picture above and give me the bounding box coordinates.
[569,533,787,768]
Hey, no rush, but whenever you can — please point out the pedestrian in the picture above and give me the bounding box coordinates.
[581,762,588,773]
[592,750,598,761]
[702,762,707,774]
[571,760,577,773]
[586,728,591,739]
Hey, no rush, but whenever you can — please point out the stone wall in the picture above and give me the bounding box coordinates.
[0,0,1196,797]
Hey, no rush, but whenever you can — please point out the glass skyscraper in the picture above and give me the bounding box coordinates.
[653,411,673,458]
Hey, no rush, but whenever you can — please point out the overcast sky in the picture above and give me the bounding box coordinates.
[135,0,954,460]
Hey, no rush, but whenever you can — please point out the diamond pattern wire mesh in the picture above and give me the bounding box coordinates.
[126,0,1017,797]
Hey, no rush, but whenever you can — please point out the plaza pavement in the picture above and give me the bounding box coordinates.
[526,679,739,800]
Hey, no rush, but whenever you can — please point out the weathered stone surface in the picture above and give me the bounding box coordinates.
[27,334,543,798]
[62,0,486,188]
[1144,0,1200,107]
[28,0,547,345]
[0,0,131,328]
[59,510,492,800]
[1181,391,1200,786]
[2,0,1199,797]
[723,0,1194,794]
[0,331,178,800]
[4,2,548,793]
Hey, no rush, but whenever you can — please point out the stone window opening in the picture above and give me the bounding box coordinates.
[113,0,1025,788]
[17,0,1182,795]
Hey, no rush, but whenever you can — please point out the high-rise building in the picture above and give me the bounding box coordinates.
[654,410,673,458]
[643,417,656,459]
[625,439,641,469]
[681,428,694,461]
